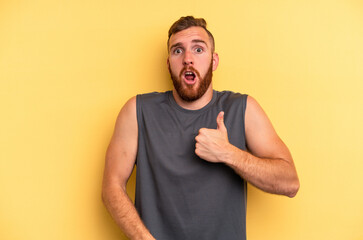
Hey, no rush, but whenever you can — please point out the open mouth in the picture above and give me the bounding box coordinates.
[184,71,196,84]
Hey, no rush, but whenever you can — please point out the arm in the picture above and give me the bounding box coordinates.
[102,97,155,240]
[195,96,299,198]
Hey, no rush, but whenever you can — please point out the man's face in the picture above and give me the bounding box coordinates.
[167,26,218,102]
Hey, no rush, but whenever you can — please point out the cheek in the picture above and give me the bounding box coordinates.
[169,60,181,72]
[168,63,180,78]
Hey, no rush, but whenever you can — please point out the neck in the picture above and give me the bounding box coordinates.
[172,84,214,110]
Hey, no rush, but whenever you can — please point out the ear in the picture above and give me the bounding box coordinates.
[167,57,170,67]
[212,52,219,71]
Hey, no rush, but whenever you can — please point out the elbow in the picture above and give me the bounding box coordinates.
[101,183,127,206]
[101,184,113,206]
[286,179,300,198]
[101,187,108,205]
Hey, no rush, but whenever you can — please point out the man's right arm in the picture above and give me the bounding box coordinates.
[102,96,155,240]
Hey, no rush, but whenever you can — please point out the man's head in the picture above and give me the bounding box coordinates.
[168,16,215,53]
[167,16,219,102]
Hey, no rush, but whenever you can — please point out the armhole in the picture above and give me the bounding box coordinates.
[136,94,142,131]
[135,95,143,165]
[241,94,248,150]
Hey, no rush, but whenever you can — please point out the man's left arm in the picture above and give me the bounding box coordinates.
[195,96,300,198]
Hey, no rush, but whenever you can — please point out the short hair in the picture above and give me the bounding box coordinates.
[168,16,215,52]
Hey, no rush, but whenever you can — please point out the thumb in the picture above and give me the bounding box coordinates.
[216,111,227,132]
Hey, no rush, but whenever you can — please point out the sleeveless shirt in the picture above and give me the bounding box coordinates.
[135,90,248,240]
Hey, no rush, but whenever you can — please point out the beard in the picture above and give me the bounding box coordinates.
[169,59,213,102]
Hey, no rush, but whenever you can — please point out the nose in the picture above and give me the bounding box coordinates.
[183,50,193,66]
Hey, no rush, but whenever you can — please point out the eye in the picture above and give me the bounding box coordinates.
[195,47,203,53]
[173,48,183,54]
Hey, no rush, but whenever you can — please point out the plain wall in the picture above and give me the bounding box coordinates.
[1,0,362,239]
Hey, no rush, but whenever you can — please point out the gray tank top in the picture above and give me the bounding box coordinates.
[135,90,248,240]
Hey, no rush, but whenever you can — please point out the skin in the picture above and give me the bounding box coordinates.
[167,26,219,110]
[102,96,154,240]
[102,26,299,239]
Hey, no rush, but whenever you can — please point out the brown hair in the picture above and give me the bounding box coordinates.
[168,16,215,52]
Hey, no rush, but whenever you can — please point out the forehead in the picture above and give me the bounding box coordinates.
[169,26,211,49]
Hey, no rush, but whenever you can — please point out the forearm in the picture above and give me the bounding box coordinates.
[224,144,299,198]
[102,186,155,240]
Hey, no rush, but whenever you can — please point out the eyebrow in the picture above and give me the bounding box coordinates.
[191,39,207,46]
[169,39,208,51]
[169,42,183,51]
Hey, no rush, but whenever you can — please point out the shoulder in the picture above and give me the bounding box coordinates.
[215,90,248,99]
[245,95,266,117]
[114,96,137,132]
[136,91,172,114]
[244,95,275,137]
[136,91,170,103]
[215,90,248,113]
[246,95,256,108]
[215,90,248,105]
[119,92,170,125]
[120,96,137,117]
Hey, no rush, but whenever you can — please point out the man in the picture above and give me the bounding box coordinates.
[102,16,299,240]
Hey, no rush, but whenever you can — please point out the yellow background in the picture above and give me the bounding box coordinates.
[1,0,362,239]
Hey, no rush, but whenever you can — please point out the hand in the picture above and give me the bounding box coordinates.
[195,111,232,163]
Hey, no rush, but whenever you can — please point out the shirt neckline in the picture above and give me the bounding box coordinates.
[167,90,217,114]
